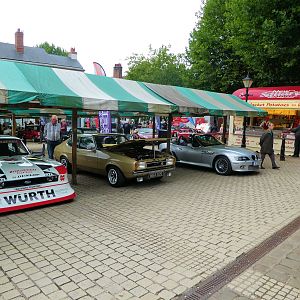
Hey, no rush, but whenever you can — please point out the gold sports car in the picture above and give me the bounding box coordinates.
[54,133,175,187]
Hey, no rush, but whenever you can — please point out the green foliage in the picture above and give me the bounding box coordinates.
[187,0,300,92]
[125,45,189,86]
[225,0,300,86]
[188,0,248,93]
[36,42,68,57]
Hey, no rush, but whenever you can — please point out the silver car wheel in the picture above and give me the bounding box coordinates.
[108,169,118,185]
[215,157,231,175]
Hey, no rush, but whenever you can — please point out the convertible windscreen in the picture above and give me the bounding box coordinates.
[94,135,128,149]
[0,139,29,156]
[195,135,223,146]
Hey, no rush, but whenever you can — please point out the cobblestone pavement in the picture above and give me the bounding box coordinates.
[212,228,300,300]
[0,153,300,300]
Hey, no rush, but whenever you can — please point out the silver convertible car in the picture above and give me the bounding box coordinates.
[159,134,261,175]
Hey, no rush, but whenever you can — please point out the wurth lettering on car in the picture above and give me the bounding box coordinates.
[2,189,56,205]
[45,189,56,198]
[28,192,39,201]
[3,194,18,205]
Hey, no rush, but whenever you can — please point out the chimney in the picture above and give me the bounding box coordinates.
[68,47,77,60]
[15,29,24,54]
[113,63,123,78]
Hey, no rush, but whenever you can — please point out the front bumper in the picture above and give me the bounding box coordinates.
[231,159,261,172]
[0,182,76,213]
[132,167,175,181]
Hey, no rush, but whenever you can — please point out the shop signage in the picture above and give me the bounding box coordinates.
[248,99,300,109]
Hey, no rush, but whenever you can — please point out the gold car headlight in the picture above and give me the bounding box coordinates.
[166,158,175,166]
[136,161,147,170]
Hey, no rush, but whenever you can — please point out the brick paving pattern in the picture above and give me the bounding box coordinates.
[0,152,300,299]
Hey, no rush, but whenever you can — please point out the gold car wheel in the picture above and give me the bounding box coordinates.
[107,166,126,187]
[108,168,118,185]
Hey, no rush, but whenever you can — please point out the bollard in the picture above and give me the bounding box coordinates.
[280,134,286,161]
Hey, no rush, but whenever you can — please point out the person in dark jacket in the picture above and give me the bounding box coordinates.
[290,124,300,157]
[259,123,280,169]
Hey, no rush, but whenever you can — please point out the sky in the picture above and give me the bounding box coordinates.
[0,0,200,77]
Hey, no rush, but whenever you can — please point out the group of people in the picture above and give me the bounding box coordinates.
[259,121,300,169]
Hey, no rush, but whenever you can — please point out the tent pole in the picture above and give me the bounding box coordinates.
[152,116,155,138]
[222,116,227,144]
[167,113,172,153]
[12,114,17,137]
[71,109,78,185]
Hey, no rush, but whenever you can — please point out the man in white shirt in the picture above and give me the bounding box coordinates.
[44,115,61,159]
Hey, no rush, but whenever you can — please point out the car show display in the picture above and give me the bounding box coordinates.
[54,133,175,187]
[0,136,76,213]
[159,134,261,175]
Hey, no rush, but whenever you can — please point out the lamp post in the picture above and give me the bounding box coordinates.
[241,74,253,148]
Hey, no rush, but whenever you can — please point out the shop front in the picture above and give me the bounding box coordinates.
[228,86,300,155]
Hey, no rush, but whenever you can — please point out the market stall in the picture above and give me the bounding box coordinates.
[230,86,300,154]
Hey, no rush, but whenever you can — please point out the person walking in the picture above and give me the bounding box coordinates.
[290,124,300,157]
[44,115,61,159]
[259,122,280,169]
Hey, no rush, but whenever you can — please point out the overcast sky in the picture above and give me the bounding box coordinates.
[0,0,200,76]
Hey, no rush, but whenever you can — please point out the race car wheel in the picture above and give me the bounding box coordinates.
[214,156,232,175]
[107,166,125,187]
[60,156,72,174]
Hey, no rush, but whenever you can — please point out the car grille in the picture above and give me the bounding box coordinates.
[251,154,259,160]
[1,176,58,189]
[146,160,166,168]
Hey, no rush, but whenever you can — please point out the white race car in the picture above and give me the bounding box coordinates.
[0,136,76,213]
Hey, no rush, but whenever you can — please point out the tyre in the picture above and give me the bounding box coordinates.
[60,156,72,174]
[214,156,232,175]
[107,166,126,187]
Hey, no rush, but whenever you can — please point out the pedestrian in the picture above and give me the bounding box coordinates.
[259,122,280,169]
[44,115,61,159]
[123,121,132,140]
[60,119,68,138]
[290,124,300,157]
[132,129,140,139]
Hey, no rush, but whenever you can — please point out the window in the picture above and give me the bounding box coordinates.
[0,139,29,156]
[79,136,96,150]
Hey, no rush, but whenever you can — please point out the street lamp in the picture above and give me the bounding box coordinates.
[241,74,253,148]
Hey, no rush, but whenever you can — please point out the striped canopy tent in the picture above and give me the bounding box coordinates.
[0,60,180,114]
[0,60,265,116]
[143,82,266,117]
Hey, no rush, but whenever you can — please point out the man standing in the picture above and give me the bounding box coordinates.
[290,124,300,157]
[44,115,61,159]
[259,122,280,169]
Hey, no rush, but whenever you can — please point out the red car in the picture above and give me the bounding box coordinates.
[171,127,195,139]
[19,125,41,142]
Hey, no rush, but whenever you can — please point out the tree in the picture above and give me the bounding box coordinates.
[187,0,300,92]
[225,0,300,86]
[36,42,68,57]
[187,0,246,93]
[125,45,189,86]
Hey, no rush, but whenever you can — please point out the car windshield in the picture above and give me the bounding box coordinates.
[194,135,223,146]
[0,139,29,157]
[94,135,128,149]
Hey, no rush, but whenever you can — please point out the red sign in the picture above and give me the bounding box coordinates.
[233,86,300,101]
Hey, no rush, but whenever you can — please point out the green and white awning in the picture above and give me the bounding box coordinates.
[0,60,266,116]
[0,61,175,114]
[143,82,266,117]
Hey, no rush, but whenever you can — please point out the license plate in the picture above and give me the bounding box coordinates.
[252,162,259,166]
[149,171,164,178]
